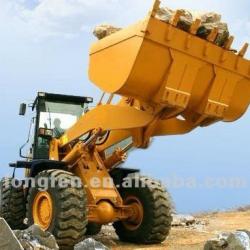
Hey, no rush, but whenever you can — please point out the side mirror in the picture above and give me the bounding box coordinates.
[19,103,27,116]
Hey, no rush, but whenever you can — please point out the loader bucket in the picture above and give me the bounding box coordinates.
[89,1,250,124]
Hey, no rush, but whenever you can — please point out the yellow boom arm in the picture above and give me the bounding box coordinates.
[59,0,249,152]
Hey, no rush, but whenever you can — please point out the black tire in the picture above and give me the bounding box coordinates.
[86,222,102,236]
[113,175,173,244]
[26,170,87,250]
[0,177,26,230]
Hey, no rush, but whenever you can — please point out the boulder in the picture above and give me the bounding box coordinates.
[204,231,250,250]
[155,7,174,22]
[176,9,193,32]
[198,12,222,23]
[74,238,110,250]
[14,224,59,250]
[0,217,24,250]
[93,25,121,40]
[156,8,229,47]
[197,22,229,46]
[172,214,196,226]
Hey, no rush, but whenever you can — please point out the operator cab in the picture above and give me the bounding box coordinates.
[19,92,93,160]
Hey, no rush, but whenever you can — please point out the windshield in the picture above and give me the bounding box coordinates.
[39,101,85,137]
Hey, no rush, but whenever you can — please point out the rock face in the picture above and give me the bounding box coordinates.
[14,224,59,250]
[93,6,229,47]
[204,231,250,250]
[0,217,24,250]
[74,238,110,250]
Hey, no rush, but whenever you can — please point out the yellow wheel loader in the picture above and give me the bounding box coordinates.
[0,0,249,249]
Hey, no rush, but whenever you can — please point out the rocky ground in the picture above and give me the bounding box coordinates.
[2,208,250,249]
[93,208,250,250]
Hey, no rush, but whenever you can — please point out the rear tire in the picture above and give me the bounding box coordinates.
[26,170,87,250]
[0,177,26,230]
[113,175,173,244]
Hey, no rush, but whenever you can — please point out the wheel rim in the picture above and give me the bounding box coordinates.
[123,195,144,231]
[32,191,53,230]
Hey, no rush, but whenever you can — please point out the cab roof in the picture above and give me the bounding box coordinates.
[32,92,93,110]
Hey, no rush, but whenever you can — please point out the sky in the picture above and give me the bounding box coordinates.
[0,0,250,213]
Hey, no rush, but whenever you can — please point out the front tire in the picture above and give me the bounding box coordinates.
[26,170,87,250]
[113,175,173,244]
[0,177,26,229]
